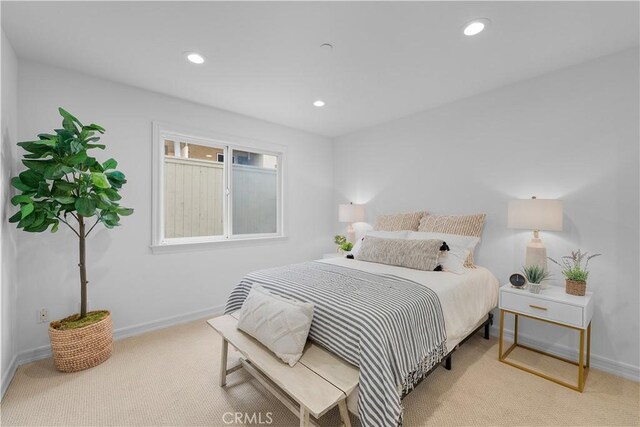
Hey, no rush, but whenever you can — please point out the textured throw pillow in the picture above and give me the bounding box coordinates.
[418,214,486,267]
[237,285,314,367]
[408,231,480,274]
[355,236,446,271]
[374,212,426,231]
[351,230,410,257]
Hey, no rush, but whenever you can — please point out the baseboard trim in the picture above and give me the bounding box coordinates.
[491,325,640,382]
[14,304,226,371]
[1,354,18,400]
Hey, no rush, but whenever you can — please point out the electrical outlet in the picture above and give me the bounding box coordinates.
[37,308,49,323]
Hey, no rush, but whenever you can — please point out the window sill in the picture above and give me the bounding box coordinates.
[150,235,288,254]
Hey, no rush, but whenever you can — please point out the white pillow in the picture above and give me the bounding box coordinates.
[351,230,410,257]
[237,285,314,367]
[408,231,480,274]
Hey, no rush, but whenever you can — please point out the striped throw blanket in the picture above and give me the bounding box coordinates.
[225,261,447,427]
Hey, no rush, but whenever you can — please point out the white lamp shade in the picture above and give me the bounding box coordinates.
[508,198,563,231]
[338,204,365,223]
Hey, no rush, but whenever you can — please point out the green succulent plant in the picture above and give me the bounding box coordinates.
[521,265,550,284]
[9,108,133,319]
[340,242,354,252]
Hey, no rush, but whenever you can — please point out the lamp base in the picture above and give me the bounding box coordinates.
[525,237,548,287]
[347,224,356,245]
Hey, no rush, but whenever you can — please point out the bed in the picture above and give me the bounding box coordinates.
[225,257,499,426]
[316,257,499,416]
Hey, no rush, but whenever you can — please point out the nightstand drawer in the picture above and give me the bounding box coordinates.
[501,291,584,327]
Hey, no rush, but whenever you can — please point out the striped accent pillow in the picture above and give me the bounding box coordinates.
[418,214,487,267]
[374,212,426,231]
[355,236,445,271]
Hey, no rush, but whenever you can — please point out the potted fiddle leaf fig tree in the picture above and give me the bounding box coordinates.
[9,108,133,372]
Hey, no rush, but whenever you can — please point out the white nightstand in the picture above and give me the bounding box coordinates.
[498,284,594,392]
[322,253,345,259]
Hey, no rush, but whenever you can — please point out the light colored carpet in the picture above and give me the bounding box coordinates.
[1,319,638,426]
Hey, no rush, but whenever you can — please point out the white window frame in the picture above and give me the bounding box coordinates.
[151,122,286,254]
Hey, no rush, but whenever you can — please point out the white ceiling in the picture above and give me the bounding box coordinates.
[3,1,638,137]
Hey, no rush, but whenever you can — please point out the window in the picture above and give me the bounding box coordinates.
[152,123,284,251]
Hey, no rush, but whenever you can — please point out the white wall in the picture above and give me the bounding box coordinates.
[334,49,639,380]
[15,60,334,360]
[1,30,19,397]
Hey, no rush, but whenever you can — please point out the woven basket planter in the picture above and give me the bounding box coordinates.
[48,311,113,373]
[565,279,587,296]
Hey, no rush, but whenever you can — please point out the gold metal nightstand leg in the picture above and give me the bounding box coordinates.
[498,309,505,358]
[586,322,591,368]
[578,329,585,392]
[513,314,519,345]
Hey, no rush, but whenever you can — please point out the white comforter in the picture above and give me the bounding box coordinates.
[318,258,499,352]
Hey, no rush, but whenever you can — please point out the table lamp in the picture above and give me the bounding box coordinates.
[508,196,563,271]
[339,203,365,244]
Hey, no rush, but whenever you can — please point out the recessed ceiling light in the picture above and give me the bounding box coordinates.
[463,18,490,36]
[313,100,326,107]
[185,52,205,64]
[205,154,213,158]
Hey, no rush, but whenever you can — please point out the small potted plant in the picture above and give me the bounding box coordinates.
[334,235,354,254]
[521,265,550,294]
[9,108,133,372]
[548,250,601,296]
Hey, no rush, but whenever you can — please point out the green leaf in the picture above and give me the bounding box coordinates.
[65,151,88,165]
[75,197,96,217]
[82,123,105,134]
[20,203,34,218]
[59,107,82,131]
[95,194,113,210]
[86,144,106,150]
[106,170,125,181]
[56,129,76,143]
[30,211,46,228]
[51,221,59,233]
[116,207,134,216]
[11,195,32,206]
[24,221,50,233]
[19,170,43,188]
[11,177,33,191]
[22,159,52,174]
[44,164,65,180]
[54,196,75,204]
[102,212,119,223]
[91,172,111,189]
[18,212,35,228]
[70,139,83,153]
[102,158,117,170]
[8,211,22,223]
[103,188,122,201]
[36,182,51,197]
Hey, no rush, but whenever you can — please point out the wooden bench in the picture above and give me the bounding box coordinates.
[208,313,358,427]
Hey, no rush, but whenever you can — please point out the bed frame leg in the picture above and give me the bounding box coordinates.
[484,313,493,340]
[444,354,452,371]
